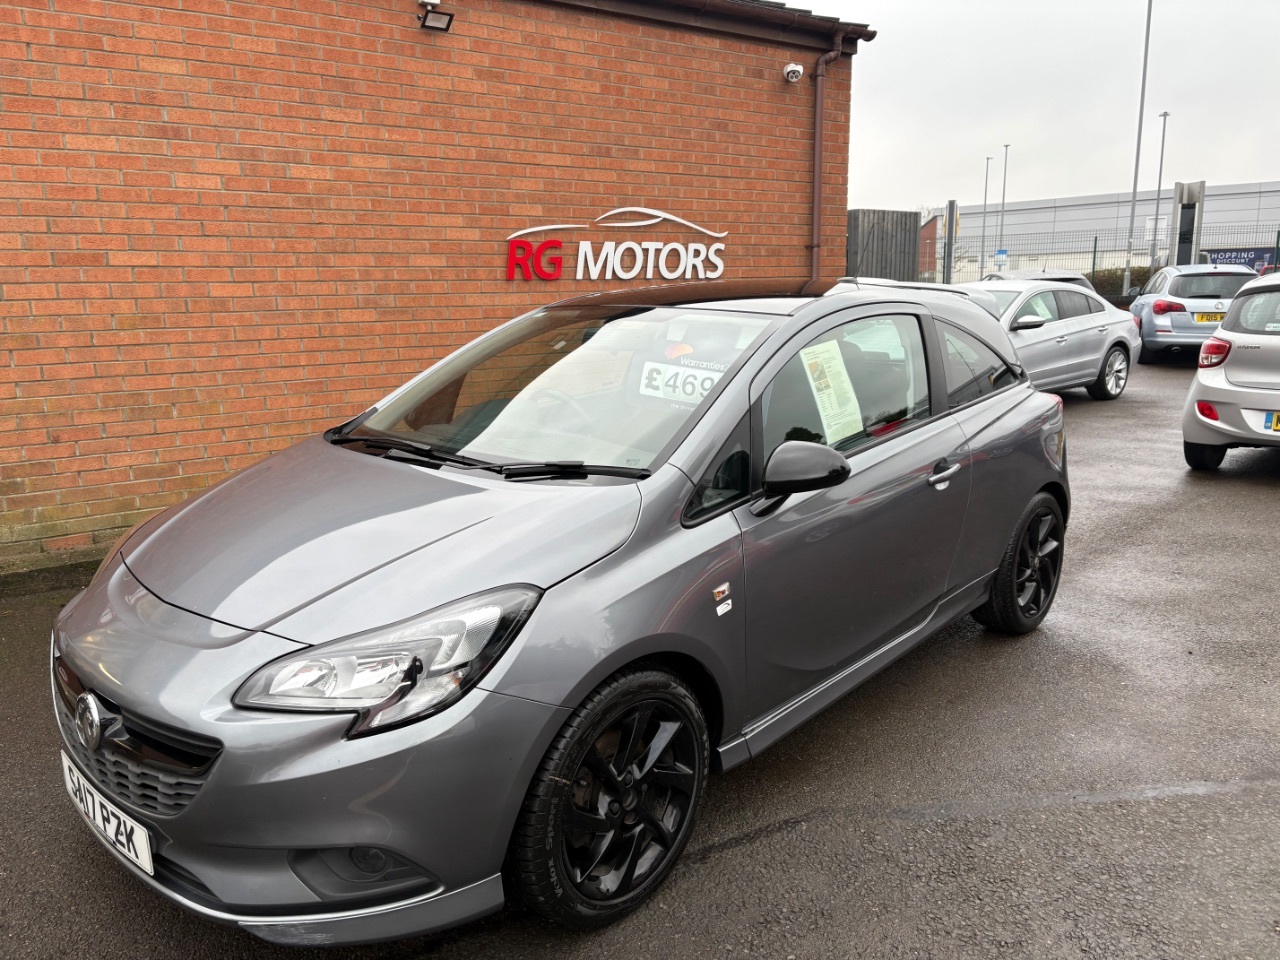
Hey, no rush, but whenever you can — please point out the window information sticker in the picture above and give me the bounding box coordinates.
[799,341,862,444]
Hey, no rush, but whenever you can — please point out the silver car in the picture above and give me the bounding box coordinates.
[1130,264,1258,364]
[52,281,1069,946]
[966,280,1141,400]
[1182,273,1280,469]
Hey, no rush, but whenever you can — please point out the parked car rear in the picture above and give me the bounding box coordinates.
[1182,273,1280,469]
[1131,265,1258,363]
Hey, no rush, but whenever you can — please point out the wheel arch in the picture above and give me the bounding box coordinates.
[633,651,725,765]
[1039,480,1070,526]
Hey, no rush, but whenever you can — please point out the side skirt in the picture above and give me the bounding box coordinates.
[715,572,993,771]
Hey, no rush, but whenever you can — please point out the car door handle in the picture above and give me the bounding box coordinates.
[927,463,961,487]
[1055,336,1069,343]
[1097,325,1108,332]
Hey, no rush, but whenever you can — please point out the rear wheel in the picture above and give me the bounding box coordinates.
[508,666,708,930]
[1137,346,1157,365]
[973,492,1065,635]
[1184,441,1226,471]
[1086,346,1129,400]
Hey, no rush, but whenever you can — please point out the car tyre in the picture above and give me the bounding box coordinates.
[1086,346,1129,400]
[1183,441,1226,471]
[972,492,1065,635]
[1137,346,1157,365]
[507,665,708,930]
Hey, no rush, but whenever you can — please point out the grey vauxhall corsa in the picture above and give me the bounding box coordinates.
[52,280,1069,946]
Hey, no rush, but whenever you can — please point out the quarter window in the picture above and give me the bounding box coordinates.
[684,415,751,522]
[759,314,931,461]
[941,324,1019,409]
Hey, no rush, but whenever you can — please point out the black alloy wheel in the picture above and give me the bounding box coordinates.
[973,491,1065,634]
[509,666,708,929]
[1013,508,1062,618]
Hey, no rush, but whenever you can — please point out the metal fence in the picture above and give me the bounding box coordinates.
[928,223,1280,296]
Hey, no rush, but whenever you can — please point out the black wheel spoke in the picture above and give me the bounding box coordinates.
[634,719,681,780]
[614,827,647,895]
[583,749,625,794]
[564,802,610,836]
[615,703,655,776]
[1038,536,1060,558]
[636,802,676,848]
[645,761,696,795]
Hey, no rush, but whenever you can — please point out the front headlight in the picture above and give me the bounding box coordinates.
[233,586,540,735]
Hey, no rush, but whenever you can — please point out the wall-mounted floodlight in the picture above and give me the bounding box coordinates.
[417,0,454,31]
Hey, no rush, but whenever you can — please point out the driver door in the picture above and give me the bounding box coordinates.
[735,310,970,726]
[1008,292,1069,387]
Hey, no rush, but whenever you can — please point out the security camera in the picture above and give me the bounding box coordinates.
[784,63,804,83]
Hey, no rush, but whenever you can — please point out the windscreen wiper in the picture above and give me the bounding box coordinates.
[328,432,490,469]
[485,460,652,481]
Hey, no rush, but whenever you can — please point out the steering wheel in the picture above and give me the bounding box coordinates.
[526,388,593,427]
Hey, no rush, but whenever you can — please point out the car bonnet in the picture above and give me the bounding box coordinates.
[121,437,642,642]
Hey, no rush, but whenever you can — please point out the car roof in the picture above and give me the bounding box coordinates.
[967,279,1107,298]
[984,269,1089,280]
[825,277,1001,318]
[1235,273,1280,295]
[546,279,1022,370]
[1162,263,1258,276]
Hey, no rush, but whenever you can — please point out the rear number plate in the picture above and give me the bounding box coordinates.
[1267,412,1280,432]
[1195,313,1224,323]
[62,751,154,874]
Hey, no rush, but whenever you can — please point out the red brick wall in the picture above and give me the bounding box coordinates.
[0,0,853,571]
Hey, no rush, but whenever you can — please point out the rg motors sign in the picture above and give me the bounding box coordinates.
[506,207,728,282]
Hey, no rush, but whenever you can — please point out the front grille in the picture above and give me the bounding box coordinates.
[54,658,221,817]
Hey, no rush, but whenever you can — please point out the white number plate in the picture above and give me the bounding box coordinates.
[62,751,154,874]
[638,361,723,404]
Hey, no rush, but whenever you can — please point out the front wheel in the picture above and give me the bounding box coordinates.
[1086,346,1129,400]
[1184,441,1226,471]
[508,666,708,930]
[972,492,1065,635]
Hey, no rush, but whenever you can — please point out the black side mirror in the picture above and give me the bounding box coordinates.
[761,441,850,496]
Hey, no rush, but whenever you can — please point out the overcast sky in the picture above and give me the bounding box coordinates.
[796,0,1280,211]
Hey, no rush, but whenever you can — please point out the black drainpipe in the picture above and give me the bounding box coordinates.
[806,31,847,290]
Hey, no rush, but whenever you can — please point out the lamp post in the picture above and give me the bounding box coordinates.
[980,155,993,277]
[1122,0,1155,296]
[1150,111,1170,269]
[997,144,1010,267]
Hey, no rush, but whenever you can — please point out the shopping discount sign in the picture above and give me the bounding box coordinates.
[506,207,728,282]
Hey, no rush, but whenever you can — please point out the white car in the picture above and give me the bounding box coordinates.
[1182,273,1280,470]
[964,281,1141,400]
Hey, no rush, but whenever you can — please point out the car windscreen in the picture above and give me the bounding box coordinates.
[1221,290,1280,336]
[1168,274,1254,299]
[357,305,774,470]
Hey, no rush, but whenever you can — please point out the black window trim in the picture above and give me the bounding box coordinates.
[931,317,1027,416]
[680,409,756,528]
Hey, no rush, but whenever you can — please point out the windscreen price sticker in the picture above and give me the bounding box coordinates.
[639,361,723,404]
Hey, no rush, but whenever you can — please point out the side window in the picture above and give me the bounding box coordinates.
[1055,290,1091,319]
[1152,272,1169,294]
[1087,295,1106,314]
[759,314,931,461]
[1141,272,1160,295]
[942,324,1019,409]
[684,415,750,522]
[1014,293,1060,323]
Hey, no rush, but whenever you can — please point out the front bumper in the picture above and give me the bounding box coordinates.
[52,560,569,945]
[1182,366,1280,447]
